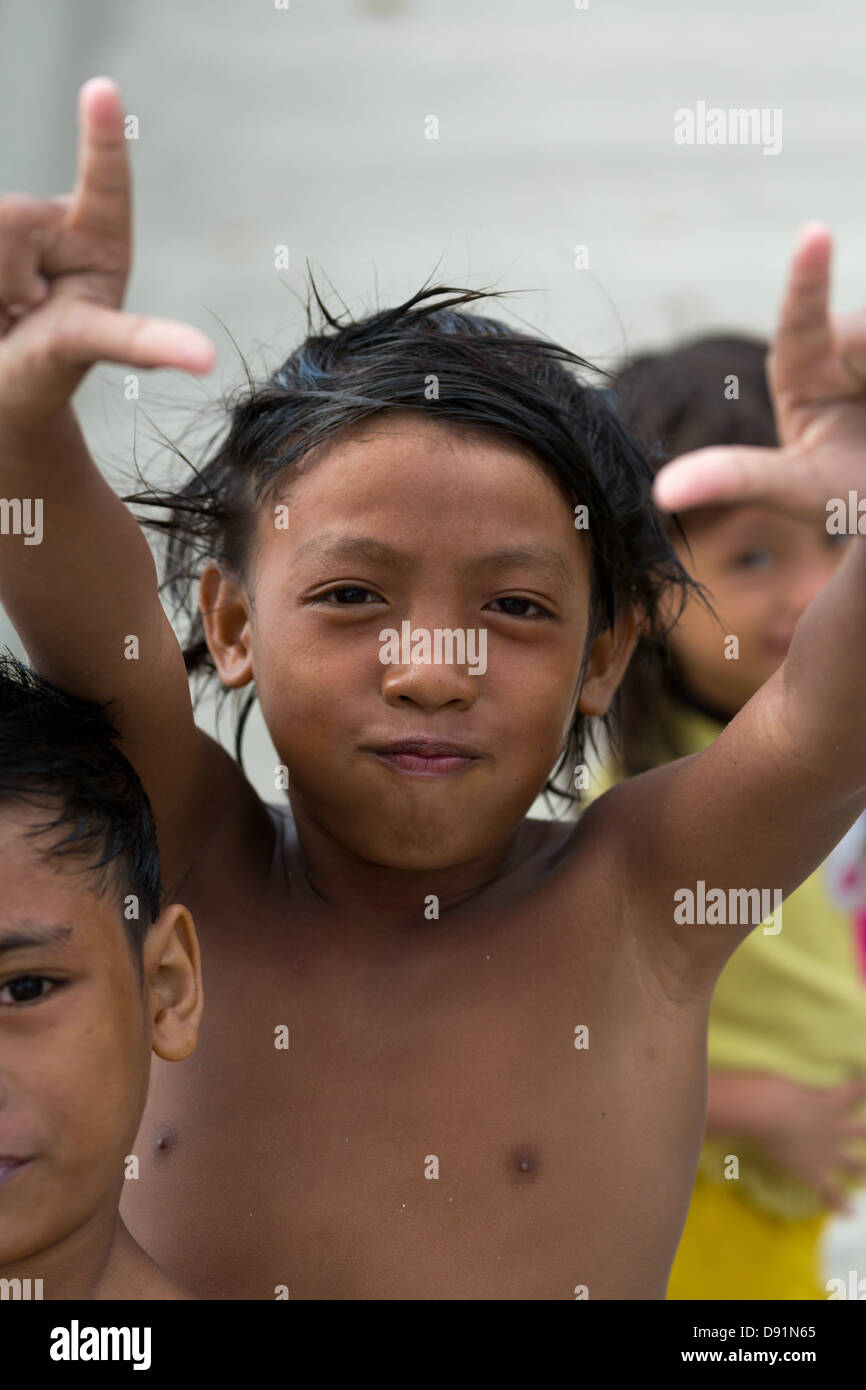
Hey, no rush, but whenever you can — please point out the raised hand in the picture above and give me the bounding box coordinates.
[0,76,215,428]
[653,225,866,520]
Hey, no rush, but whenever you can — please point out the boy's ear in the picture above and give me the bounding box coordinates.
[577,606,640,716]
[199,561,254,689]
[142,903,203,1063]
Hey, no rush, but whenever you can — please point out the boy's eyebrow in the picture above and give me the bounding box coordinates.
[294,536,415,570]
[295,535,575,586]
[476,546,576,587]
[0,919,75,955]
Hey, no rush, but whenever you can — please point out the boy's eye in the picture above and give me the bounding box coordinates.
[0,975,58,1006]
[313,586,384,606]
[487,596,550,618]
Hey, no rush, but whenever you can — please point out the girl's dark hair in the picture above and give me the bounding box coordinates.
[612,335,775,775]
[125,281,703,806]
[0,653,162,966]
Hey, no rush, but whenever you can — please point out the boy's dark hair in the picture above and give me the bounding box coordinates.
[612,334,776,775]
[126,281,704,805]
[0,653,162,964]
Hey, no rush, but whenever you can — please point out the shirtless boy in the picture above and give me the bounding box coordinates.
[0,656,202,1300]
[1,77,865,1299]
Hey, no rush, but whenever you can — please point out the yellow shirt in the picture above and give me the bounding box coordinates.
[595,705,866,1218]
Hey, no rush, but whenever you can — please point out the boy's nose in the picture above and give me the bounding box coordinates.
[380,654,482,712]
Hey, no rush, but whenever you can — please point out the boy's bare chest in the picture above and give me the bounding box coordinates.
[123,842,709,1299]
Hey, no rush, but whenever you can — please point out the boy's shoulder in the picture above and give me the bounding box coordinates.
[165,728,278,903]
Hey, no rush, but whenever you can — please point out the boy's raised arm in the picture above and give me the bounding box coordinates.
[613,226,866,981]
[0,79,223,896]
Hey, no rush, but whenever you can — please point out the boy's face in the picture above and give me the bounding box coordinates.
[668,503,849,715]
[0,809,152,1266]
[227,414,631,871]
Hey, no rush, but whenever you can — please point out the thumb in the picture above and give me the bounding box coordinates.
[51,301,216,373]
[652,445,783,513]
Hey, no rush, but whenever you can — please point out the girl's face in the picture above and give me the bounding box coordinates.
[202,414,635,872]
[668,503,850,717]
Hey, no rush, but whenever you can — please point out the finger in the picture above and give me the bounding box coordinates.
[768,223,834,398]
[813,1177,852,1215]
[69,77,131,245]
[834,312,866,391]
[50,301,216,374]
[833,1078,866,1108]
[0,195,67,309]
[837,1154,866,1179]
[652,445,783,512]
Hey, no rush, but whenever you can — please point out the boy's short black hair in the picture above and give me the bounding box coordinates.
[0,653,162,962]
[126,280,703,804]
[612,335,776,775]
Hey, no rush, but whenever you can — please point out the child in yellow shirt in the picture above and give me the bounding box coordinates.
[611,336,866,1299]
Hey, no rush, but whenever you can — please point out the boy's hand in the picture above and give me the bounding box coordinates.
[653,225,866,517]
[716,1073,866,1213]
[0,76,214,429]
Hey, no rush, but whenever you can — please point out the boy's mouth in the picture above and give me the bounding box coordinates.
[366,738,481,777]
[0,1157,32,1184]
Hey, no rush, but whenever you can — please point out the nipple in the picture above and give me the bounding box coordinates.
[512,1147,540,1177]
[154,1126,177,1156]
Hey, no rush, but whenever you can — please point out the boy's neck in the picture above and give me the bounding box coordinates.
[284,802,538,929]
[1,1214,191,1301]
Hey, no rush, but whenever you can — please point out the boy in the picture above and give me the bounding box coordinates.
[1,77,866,1300]
[0,655,202,1299]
